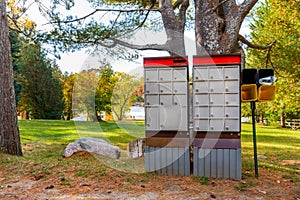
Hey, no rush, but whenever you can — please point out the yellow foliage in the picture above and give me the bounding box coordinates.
[6,0,36,34]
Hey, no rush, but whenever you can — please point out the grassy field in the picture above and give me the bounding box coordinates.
[18,120,144,149]
[241,123,300,181]
[1,120,300,184]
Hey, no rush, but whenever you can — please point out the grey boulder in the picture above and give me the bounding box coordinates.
[63,137,121,159]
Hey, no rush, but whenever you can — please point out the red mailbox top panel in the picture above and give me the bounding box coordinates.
[193,54,241,65]
[144,57,188,67]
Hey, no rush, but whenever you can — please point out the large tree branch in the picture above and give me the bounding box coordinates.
[51,8,160,24]
[100,37,169,52]
[173,0,184,9]
[238,0,258,18]
[206,0,230,14]
[178,0,189,26]
[238,34,276,50]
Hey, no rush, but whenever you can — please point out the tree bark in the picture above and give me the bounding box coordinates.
[160,0,188,56]
[0,0,23,155]
[195,0,258,55]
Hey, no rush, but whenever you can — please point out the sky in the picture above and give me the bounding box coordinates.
[25,1,251,74]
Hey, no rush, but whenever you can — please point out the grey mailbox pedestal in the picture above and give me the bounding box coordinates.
[144,57,190,176]
[192,54,242,180]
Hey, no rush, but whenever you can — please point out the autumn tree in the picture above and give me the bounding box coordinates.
[72,69,99,121]
[0,0,22,155]
[62,72,77,120]
[95,65,116,121]
[111,72,141,121]
[246,0,300,125]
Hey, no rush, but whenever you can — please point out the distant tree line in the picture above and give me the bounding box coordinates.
[11,31,144,121]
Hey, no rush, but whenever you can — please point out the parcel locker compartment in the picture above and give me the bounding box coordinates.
[145,95,159,106]
[174,94,188,106]
[160,95,173,106]
[209,119,224,131]
[194,119,209,131]
[145,107,159,130]
[224,119,240,131]
[224,107,240,118]
[173,68,187,81]
[224,81,240,93]
[194,82,209,93]
[194,107,209,118]
[159,83,173,94]
[209,94,224,105]
[209,81,225,93]
[158,69,172,81]
[224,67,239,80]
[173,82,187,94]
[225,94,240,106]
[145,69,158,82]
[194,67,208,81]
[210,107,224,118]
[160,107,188,131]
[194,94,209,106]
[145,83,159,94]
[209,68,223,80]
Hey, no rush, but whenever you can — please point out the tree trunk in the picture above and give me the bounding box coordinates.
[281,112,286,128]
[0,0,23,155]
[195,0,257,55]
[160,0,187,56]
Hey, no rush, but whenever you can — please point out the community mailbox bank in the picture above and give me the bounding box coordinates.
[144,54,242,180]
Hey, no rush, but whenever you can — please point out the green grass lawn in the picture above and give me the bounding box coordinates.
[18,120,144,149]
[0,120,300,182]
[241,123,300,180]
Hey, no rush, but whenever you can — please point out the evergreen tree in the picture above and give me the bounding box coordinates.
[10,30,22,106]
[17,42,64,119]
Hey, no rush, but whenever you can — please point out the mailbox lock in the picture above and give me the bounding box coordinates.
[225,127,229,130]
[160,102,164,105]
[225,114,229,117]
[225,76,229,79]
[146,90,150,93]
[210,101,213,104]
[195,76,198,80]
[160,78,163,80]
[225,101,229,105]
[174,89,178,93]
[196,89,199,92]
[210,114,214,117]
[225,88,229,92]
[160,90,163,93]
[210,76,214,79]
[174,102,178,105]
[210,89,214,92]
[196,114,199,117]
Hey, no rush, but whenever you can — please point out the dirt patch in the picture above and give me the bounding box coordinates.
[281,160,300,165]
[0,152,300,200]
